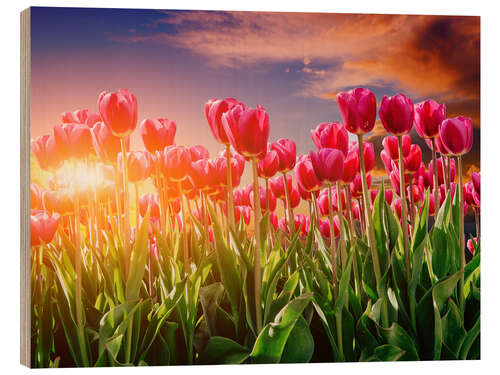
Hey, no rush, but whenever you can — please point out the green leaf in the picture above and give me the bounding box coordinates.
[125,211,150,300]
[377,323,419,361]
[366,344,406,361]
[333,252,353,316]
[280,316,314,363]
[250,293,312,363]
[198,336,250,365]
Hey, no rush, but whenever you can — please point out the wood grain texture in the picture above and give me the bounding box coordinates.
[20,7,31,368]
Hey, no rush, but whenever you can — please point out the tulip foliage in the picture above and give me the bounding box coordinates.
[29,88,480,368]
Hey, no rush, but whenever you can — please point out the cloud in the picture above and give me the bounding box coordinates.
[110,11,479,122]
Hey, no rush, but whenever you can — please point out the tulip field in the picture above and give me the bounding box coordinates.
[29,88,480,367]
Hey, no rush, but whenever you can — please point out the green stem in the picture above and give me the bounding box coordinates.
[345,186,361,299]
[251,159,263,333]
[282,172,295,235]
[458,156,465,312]
[398,135,411,282]
[431,138,440,217]
[327,184,338,292]
[336,182,347,270]
[357,135,388,327]
[120,138,131,277]
[226,144,236,232]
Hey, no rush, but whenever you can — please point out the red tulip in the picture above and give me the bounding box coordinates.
[379,94,414,135]
[295,157,322,192]
[381,150,393,174]
[235,205,251,225]
[31,134,63,171]
[140,118,176,152]
[414,99,446,139]
[310,122,349,156]
[43,189,73,215]
[408,184,423,203]
[297,182,317,202]
[212,157,240,187]
[205,98,242,144]
[270,212,278,231]
[54,123,94,160]
[471,172,480,195]
[467,237,478,255]
[317,191,338,216]
[337,88,377,134]
[404,144,422,174]
[361,141,374,172]
[341,149,359,183]
[319,217,340,239]
[31,183,44,210]
[250,186,276,213]
[222,105,270,160]
[119,151,152,182]
[370,189,393,205]
[31,210,60,246]
[382,135,411,160]
[429,157,455,185]
[271,139,297,172]
[98,89,138,137]
[269,174,293,200]
[351,174,371,199]
[190,158,215,191]
[162,146,191,182]
[92,122,130,164]
[62,109,101,127]
[294,214,310,237]
[283,185,301,209]
[310,148,344,184]
[464,182,480,208]
[257,148,280,178]
[439,116,473,156]
[139,194,160,218]
[219,147,245,177]
[189,145,210,161]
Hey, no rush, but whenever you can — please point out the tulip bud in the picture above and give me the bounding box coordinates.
[310,122,349,156]
[205,98,242,144]
[310,148,344,184]
[31,134,62,171]
[271,139,297,172]
[414,99,446,139]
[337,88,377,134]
[379,94,414,135]
[439,116,473,156]
[30,210,60,246]
[382,135,411,160]
[140,118,176,152]
[257,148,280,178]
[98,89,138,137]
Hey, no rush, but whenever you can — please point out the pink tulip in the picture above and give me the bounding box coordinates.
[404,144,422,174]
[319,217,340,239]
[471,172,480,194]
[414,99,446,139]
[383,135,411,160]
[464,182,480,208]
[222,105,270,160]
[62,109,101,128]
[54,123,94,160]
[205,98,242,144]
[271,139,297,172]
[429,157,455,185]
[190,159,215,191]
[295,157,322,192]
[189,145,210,161]
[212,157,240,187]
[139,194,160,218]
[283,185,301,209]
[162,146,191,182]
[30,183,44,210]
[235,206,251,225]
[31,210,60,246]
[269,174,293,200]
[257,148,280,178]
[119,151,152,183]
[98,89,138,137]
[341,149,359,183]
[467,237,478,255]
[219,147,246,177]
[337,88,377,134]
[43,189,73,216]
[310,122,349,156]
[270,212,278,231]
[379,94,414,135]
[140,118,176,152]
[250,186,276,213]
[351,174,371,199]
[31,134,63,171]
[439,116,473,156]
[294,214,310,237]
[310,148,344,184]
[92,122,129,164]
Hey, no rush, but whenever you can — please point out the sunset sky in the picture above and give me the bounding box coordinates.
[30,6,480,178]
